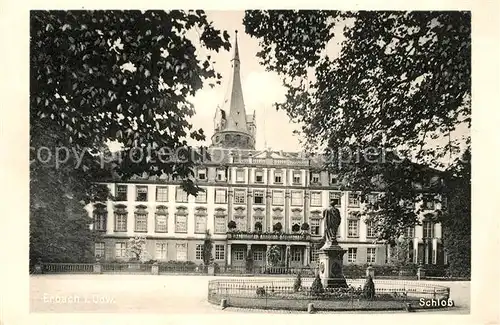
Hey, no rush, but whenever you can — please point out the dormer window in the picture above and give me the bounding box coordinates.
[197,168,207,181]
[216,168,226,182]
[311,173,320,184]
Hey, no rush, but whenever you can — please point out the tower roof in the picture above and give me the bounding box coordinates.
[221,30,249,133]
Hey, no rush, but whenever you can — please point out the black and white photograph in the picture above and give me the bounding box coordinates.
[1,3,499,324]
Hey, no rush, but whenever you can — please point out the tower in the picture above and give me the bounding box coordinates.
[211,31,256,150]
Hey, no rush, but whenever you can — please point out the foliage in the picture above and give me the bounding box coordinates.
[202,230,214,266]
[441,149,470,277]
[227,220,237,231]
[272,222,283,233]
[254,221,263,232]
[291,224,300,232]
[293,273,302,292]
[389,235,412,266]
[256,287,266,297]
[244,10,470,241]
[300,222,310,231]
[30,10,230,264]
[311,273,324,296]
[127,236,149,261]
[266,245,281,266]
[363,275,376,299]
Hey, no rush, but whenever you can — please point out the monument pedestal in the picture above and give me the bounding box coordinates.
[318,243,348,288]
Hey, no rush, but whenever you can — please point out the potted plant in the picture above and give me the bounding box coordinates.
[254,221,263,234]
[227,220,237,232]
[301,222,310,234]
[272,222,283,234]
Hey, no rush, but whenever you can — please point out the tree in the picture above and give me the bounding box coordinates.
[389,235,412,267]
[244,10,470,241]
[30,10,231,265]
[202,230,214,267]
[441,149,470,277]
[266,245,281,267]
[128,236,148,262]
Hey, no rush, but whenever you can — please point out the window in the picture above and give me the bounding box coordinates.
[155,243,167,260]
[115,185,127,201]
[197,168,207,181]
[175,208,188,233]
[272,191,284,205]
[95,242,105,258]
[329,192,341,206]
[135,211,148,232]
[234,248,245,261]
[214,215,227,234]
[310,218,320,235]
[310,192,322,206]
[292,171,301,184]
[291,191,303,206]
[347,248,357,263]
[236,169,245,183]
[348,220,359,238]
[94,212,107,231]
[311,173,320,184]
[406,227,415,238]
[195,244,203,260]
[253,250,264,261]
[195,188,207,203]
[156,186,168,202]
[195,213,207,233]
[424,199,435,210]
[215,245,225,260]
[274,170,283,183]
[311,244,320,263]
[348,193,360,207]
[330,174,338,185]
[367,248,376,263]
[176,243,187,261]
[423,221,434,238]
[216,169,226,181]
[255,170,264,183]
[254,190,264,204]
[115,242,126,258]
[234,189,246,204]
[114,211,127,232]
[291,249,301,262]
[155,209,168,233]
[215,189,227,204]
[136,186,148,202]
[175,187,188,203]
[366,220,376,238]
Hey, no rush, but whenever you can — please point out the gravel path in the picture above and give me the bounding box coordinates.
[30,274,470,314]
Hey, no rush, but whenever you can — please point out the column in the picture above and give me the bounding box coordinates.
[413,238,419,264]
[285,189,290,232]
[265,244,270,266]
[227,244,232,266]
[424,239,430,265]
[432,238,438,265]
[386,244,391,264]
[285,244,291,268]
[228,188,234,221]
[266,189,272,232]
[304,189,310,223]
[247,189,253,231]
[304,246,310,266]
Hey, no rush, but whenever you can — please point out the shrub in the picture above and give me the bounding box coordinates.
[363,275,376,300]
[256,287,266,297]
[300,222,310,231]
[311,274,324,296]
[291,224,300,233]
[254,221,263,232]
[293,273,302,292]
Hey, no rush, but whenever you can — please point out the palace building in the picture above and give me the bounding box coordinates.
[89,32,447,268]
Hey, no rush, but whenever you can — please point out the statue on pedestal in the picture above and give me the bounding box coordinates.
[320,200,341,249]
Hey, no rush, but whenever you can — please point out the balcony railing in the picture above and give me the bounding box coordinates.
[227,232,311,241]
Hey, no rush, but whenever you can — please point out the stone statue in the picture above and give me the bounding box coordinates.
[321,200,341,248]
